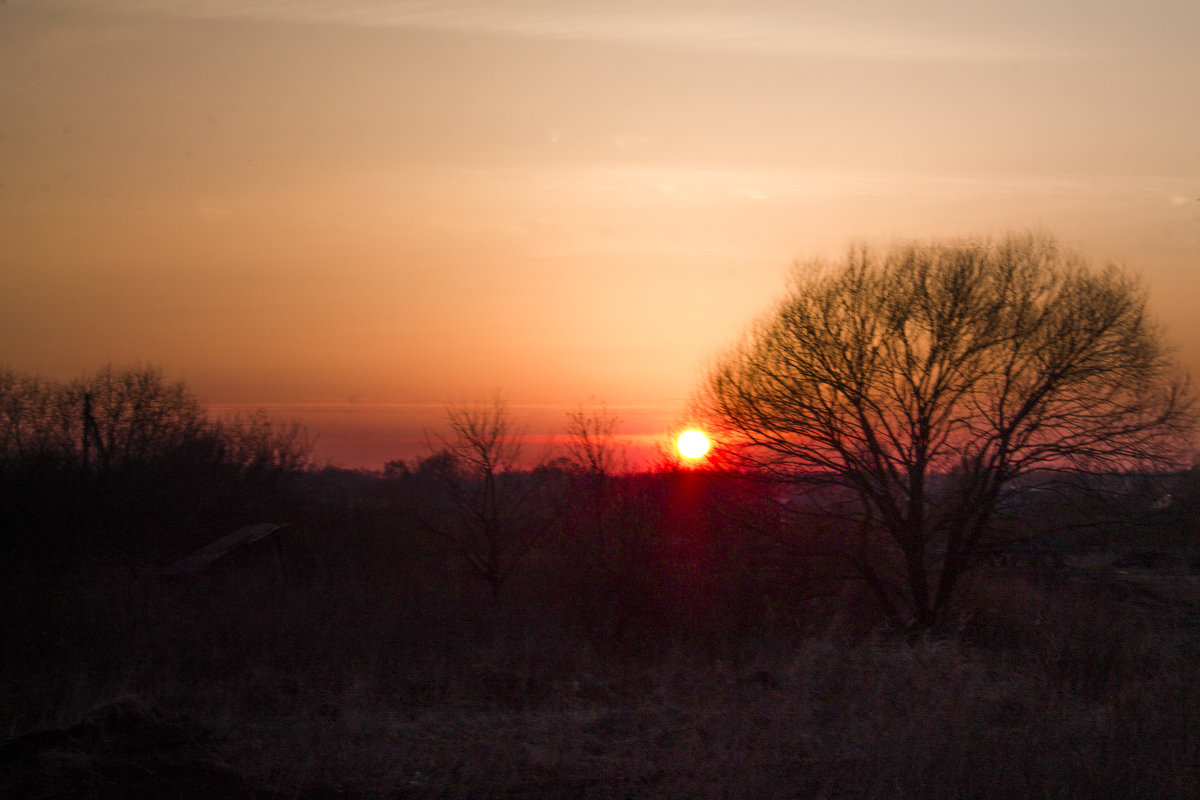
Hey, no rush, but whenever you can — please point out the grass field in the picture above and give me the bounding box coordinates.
[4,528,1199,799]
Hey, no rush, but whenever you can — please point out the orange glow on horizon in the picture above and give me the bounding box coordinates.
[1,3,1196,471]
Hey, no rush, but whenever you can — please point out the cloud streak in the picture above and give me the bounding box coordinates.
[55,0,1084,62]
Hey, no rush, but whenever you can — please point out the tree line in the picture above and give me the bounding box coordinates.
[0,363,312,481]
[2,233,1194,634]
[0,363,315,567]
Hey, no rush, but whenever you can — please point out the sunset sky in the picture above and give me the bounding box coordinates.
[2,0,1197,469]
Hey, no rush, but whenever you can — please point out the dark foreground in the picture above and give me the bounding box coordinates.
[4,549,1200,800]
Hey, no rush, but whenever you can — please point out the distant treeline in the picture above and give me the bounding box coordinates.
[0,364,314,566]
[0,363,312,480]
[3,363,1196,638]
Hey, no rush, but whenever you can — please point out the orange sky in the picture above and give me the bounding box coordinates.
[2,0,1197,469]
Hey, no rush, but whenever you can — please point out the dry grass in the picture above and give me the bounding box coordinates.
[4,541,1200,798]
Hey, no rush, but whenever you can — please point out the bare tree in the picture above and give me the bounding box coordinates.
[47,364,205,476]
[213,409,314,476]
[558,401,636,642]
[564,400,623,478]
[701,234,1194,629]
[419,392,550,601]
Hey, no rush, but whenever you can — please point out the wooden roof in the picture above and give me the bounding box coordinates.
[162,523,290,576]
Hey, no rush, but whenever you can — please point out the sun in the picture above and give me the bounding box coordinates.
[676,430,711,459]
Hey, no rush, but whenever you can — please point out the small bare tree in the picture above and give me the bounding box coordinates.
[214,409,314,476]
[702,234,1194,629]
[420,392,550,601]
[564,400,623,478]
[558,401,640,643]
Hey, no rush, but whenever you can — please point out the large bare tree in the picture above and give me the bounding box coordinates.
[701,234,1194,628]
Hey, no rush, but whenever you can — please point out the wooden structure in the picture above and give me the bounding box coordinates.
[162,523,291,577]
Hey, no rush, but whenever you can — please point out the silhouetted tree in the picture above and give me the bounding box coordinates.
[702,234,1194,629]
[382,458,410,480]
[212,409,314,477]
[55,363,205,477]
[564,400,623,478]
[418,392,551,601]
[0,366,61,474]
[557,402,642,644]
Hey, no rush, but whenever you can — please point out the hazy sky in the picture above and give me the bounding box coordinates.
[2,0,1197,468]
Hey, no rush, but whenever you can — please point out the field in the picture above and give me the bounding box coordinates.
[3,494,1200,799]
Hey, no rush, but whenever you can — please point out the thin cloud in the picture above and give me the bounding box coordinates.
[427,164,1200,207]
[57,0,1086,62]
[612,134,653,148]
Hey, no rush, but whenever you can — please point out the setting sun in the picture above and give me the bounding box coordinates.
[676,430,711,459]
